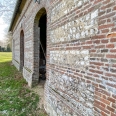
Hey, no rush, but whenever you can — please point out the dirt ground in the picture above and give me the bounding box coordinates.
[30,80,48,116]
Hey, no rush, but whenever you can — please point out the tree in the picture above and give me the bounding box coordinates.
[1,47,5,52]
[0,0,16,39]
[5,32,13,51]
[0,0,16,50]
[0,46,1,52]
[0,0,16,24]
[7,44,11,52]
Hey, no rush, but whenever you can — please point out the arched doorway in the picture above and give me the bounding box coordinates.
[39,12,47,83]
[20,30,24,71]
[33,8,47,109]
[33,8,47,86]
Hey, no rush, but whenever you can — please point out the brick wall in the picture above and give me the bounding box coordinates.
[12,0,116,115]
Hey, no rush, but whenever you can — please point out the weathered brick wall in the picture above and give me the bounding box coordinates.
[12,0,116,115]
[12,0,35,86]
[12,27,20,70]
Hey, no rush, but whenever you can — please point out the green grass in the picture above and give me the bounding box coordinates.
[0,52,12,63]
[0,52,47,116]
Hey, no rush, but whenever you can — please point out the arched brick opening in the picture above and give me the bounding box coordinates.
[20,30,24,71]
[33,8,47,86]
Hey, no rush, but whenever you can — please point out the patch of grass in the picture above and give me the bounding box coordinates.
[0,52,12,63]
[0,52,47,116]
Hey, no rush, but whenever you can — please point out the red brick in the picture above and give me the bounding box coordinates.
[101,39,108,43]
[90,62,104,66]
[94,40,100,44]
[106,44,115,48]
[95,100,101,105]
[101,29,109,33]
[103,0,110,4]
[89,69,103,75]
[110,49,116,53]
[96,105,110,114]
[102,94,107,99]
[92,82,99,87]
[107,106,115,112]
[95,45,105,48]
[111,113,116,116]
[96,88,110,96]
[101,111,108,116]
[105,73,116,77]
[101,2,115,10]
[94,0,101,4]
[99,20,106,25]
[110,38,116,42]
[83,45,91,49]
[86,41,92,44]
[113,6,116,10]
[92,35,106,39]
[95,91,101,97]
[111,28,116,32]
[106,54,116,58]
[99,24,114,30]
[100,102,106,108]
[107,97,116,103]
[90,49,96,52]
[107,33,116,38]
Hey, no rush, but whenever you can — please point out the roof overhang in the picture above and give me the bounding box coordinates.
[9,0,26,31]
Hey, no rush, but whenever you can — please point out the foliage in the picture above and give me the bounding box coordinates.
[6,44,11,52]
[0,53,47,116]
[1,47,5,52]
[0,46,1,51]
[0,0,16,42]
[5,32,13,51]
[0,0,16,24]
[0,46,11,52]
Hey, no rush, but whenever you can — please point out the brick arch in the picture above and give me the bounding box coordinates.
[20,30,24,71]
[32,7,47,86]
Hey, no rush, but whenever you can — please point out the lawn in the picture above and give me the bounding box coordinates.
[0,52,12,63]
[0,52,47,116]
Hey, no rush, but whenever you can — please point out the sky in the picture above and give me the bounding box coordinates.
[0,0,16,41]
[0,17,8,41]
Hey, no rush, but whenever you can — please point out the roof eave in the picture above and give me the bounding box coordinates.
[9,0,22,31]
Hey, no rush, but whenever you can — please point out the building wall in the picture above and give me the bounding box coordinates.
[12,0,116,115]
